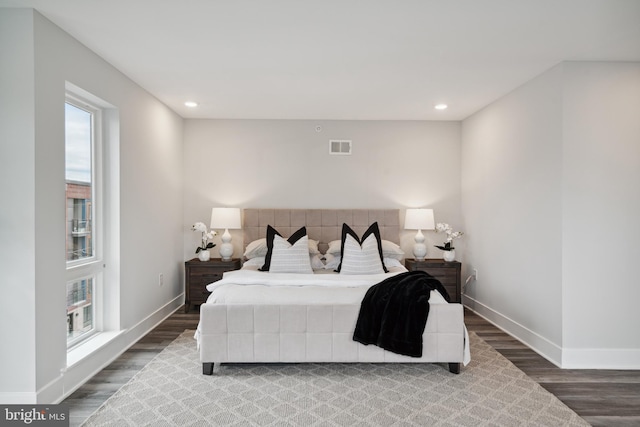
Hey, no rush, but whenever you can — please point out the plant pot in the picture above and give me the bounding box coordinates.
[443,249,455,262]
[198,250,210,262]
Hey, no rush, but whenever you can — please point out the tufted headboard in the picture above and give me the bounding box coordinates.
[243,209,400,253]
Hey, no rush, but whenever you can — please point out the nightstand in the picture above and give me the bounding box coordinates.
[404,258,462,303]
[184,258,242,313]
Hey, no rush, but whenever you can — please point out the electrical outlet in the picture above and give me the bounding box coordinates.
[159,273,164,287]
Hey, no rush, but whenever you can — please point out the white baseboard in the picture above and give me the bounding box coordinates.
[35,294,185,404]
[464,295,640,370]
[463,295,563,367]
[562,348,640,369]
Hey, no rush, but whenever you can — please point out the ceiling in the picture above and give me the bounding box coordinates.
[2,0,640,120]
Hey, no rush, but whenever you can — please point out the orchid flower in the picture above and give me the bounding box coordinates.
[435,223,464,251]
[192,222,217,253]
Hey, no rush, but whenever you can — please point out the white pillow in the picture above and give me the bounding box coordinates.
[269,235,313,274]
[381,240,404,260]
[243,238,268,259]
[308,239,320,255]
[250,254,322,270]
[383,257,403,269]
[244,237,320,259]
[339,233,385,275]
[326,239,404,260]
[326,239,342,255]
[310,254,325,270]
[325,255,401,271]
[323,253,341,270]
[242,257,265,268]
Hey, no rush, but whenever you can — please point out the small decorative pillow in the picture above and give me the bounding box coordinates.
[310,253,325,270]
[269,234,313,274]
[337,222,388,274]
[323,253,341,270]
[259,225,307,271]
[326,240,342,255]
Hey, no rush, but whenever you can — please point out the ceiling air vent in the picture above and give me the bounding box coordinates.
[329,140,352,155]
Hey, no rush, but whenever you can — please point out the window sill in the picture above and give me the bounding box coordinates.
[67,330,124,368]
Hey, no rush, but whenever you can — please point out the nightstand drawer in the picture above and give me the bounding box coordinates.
[189,271,223,286]
[185,258,241,312]
[420,268,456,283]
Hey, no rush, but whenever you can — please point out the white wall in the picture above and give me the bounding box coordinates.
[461,65,565,362]
[561,62,640,367]
[183,119,462,260]
[462,61,640,368]
[0,9,185,403]
[0,8,37,403]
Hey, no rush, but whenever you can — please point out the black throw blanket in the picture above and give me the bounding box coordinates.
[352,270,450,357]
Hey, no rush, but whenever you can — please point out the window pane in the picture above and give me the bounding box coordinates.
[65,103,94,261]
[67,277,94,344]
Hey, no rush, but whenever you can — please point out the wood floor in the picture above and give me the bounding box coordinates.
[64,307,640,427]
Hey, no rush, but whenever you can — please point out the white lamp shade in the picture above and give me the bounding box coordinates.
[404,209,435,231]
[210,208,241,230]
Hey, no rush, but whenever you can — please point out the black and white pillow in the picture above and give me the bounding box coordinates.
[259,225,308,271]
[244,237,320,259]
[336,222,388,274]
[269,234,313,274]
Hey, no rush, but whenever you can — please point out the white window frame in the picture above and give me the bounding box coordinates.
[65,93,104,349]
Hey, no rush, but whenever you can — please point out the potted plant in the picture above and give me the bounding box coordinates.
[435,223,463,262]
[192,222,217,261]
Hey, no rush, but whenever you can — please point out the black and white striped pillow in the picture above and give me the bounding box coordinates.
[269,234,313,274]
[259,225,307,271]
[337,222,388,274]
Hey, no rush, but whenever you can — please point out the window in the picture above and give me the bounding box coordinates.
[65,95,102,348]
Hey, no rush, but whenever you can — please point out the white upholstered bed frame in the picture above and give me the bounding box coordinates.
[199,209,466,374]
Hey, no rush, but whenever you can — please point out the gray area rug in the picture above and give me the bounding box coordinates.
[82,331,589,426]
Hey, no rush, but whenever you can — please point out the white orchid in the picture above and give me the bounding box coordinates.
[435,222,464,251]
[192,222,207,233]
[191,222,217,254]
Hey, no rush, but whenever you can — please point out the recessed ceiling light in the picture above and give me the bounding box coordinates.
[434,104,448,110]
[184,101,198,108]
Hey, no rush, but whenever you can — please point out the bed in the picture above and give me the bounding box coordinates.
[195,209,470,374]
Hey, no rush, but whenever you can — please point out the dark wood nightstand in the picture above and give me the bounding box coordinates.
[404,258,462,303]
[184,258,242,313]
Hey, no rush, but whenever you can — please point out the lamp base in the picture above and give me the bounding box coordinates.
[219,242,233,261]
[413,243,427,261]
[218,228,233,260]
[413,229,427,260]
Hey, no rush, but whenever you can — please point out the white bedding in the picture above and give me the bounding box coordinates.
[205,267,449,306]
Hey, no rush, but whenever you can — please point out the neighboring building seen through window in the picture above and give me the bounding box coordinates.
[65,100,98,346]
[66,278,94,340]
